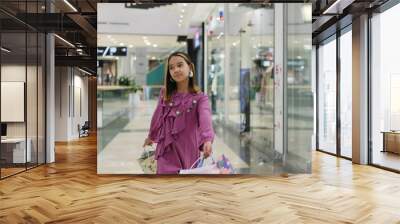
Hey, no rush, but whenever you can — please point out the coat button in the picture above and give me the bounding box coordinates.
[187,109,191,112]
[176,110,180,115]
[169,102,173,106]
[193,100,197,104]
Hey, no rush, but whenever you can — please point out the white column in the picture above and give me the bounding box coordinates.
[223,3,230,124]
[274,3,285,155]
[352,14,369,164]
[134,47,148,86]
[46,33,55,163]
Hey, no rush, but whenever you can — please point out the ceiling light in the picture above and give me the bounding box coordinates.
[76,48,83,52]
[143,36,147,39]
[107,35,111,39]
[146,42,151,46]
[1,47,11,53]
[78,67,92,76]
[181,9,185,13]
[116,57,119,60]
[153,44,158,48]
[119,43,124,46]
[63,0,78,12]
[183,3,187,7]
[151,56,156,60]
[128,44,133,48]
[322,0,343,15]
[54,34,75,48]
[180,15,183,18]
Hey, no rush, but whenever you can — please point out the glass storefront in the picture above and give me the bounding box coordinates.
[205,3,312,174]
[286,3,313,172]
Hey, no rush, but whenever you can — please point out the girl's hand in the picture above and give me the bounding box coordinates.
[143,138,154,147]
[202,141,212,158]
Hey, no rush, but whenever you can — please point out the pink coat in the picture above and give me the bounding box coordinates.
[148,89,215,174]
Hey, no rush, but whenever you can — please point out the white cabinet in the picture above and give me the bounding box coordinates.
[1,138,32,163]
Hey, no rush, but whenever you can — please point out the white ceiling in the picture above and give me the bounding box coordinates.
[97,34,186,49]
[97,3,216,36]
[97,3,216,52]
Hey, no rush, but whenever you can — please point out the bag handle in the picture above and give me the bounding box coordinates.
[142,145,155,157]
[189,153,215,169]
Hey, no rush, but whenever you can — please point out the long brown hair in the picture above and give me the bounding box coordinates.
[164,52,200,102]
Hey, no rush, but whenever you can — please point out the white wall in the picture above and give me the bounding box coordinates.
[55,67,89,141]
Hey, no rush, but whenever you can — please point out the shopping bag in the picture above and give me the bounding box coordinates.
[179,154,235,174]
[215,154,235,174]
[137,146,157,174]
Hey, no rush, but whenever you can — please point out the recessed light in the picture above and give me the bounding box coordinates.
[54,34,75,48]
[143,36,147,39]
[146,42,151,46]
[153,44,158,48]
[180,15,183,18]
[151,56,156,60]
[63,0,78,12]
[119,43,124,46]
[107,35,111,39]
[181,9,185,13]
[116,57,119,60]
[183,3,187,7]
[1,47,11,53]
[128,44,133,48]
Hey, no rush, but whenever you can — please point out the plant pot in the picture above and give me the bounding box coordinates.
[129,92,141,107]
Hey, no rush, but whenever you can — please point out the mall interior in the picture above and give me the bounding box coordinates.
[0,0,400,222]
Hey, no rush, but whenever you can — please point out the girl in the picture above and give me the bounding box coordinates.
[143,52,215,174]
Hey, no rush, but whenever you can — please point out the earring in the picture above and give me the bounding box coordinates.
[189,71,193,77]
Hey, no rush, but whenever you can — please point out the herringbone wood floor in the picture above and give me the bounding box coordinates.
[1,134,400,224]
